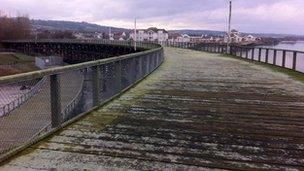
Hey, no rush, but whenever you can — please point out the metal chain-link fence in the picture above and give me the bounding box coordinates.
[0,40,163,159]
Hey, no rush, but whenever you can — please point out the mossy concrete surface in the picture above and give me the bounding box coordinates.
[2,47,304,170]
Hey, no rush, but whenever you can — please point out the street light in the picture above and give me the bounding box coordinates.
[227,0,232,54]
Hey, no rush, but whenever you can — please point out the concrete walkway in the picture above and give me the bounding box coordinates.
[0,71,84,154]
[2,47,304,170]
[0,84,32,115]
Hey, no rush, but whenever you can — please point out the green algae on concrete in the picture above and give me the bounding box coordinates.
[2,47,304,170]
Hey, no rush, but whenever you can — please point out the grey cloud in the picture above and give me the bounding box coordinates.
[0,0,303,34]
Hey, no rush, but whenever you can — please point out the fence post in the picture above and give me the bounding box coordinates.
[92,65,101,106]
[149,54,153,72]
[115,61,122,91]
[235,47,238,56]
[155,52,159,67]
[258,48,262,62]
[153,53,157,69]
[137,57,143,78]
[131,58,137,82]
[50,74,62,128]
[265,49,269,63]
[282,50,286,67]
[273,50,277,65]
[238,47,241,57]
[146,55,150,74]
[293,51,297,70]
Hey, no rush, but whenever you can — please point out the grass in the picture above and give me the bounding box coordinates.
[0,52,38,77]
[14,53,35,62]
[0,53,19,64]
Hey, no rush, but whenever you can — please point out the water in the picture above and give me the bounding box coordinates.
[247,41,304,72]
[261,41,304,52]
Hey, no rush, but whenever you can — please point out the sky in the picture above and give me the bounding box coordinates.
[0,0,303,35]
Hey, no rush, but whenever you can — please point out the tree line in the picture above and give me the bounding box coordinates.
[0,12,76,41]
[0,12,31,41]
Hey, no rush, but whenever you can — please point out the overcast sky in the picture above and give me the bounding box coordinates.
[0,0,303,34]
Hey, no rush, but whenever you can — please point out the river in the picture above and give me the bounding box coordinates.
[253,41,304,72]
[261,41,304,52]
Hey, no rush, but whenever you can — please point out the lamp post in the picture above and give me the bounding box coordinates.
[227,0,232,54]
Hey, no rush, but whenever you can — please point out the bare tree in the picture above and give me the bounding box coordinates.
[0,12,31,41]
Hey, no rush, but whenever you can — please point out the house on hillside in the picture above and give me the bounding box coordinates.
[109,32,114,40]
[168,33,224,43]
[230,29,242,43]
[168,33,182,42]
[169,34,204,43]
[129,27,169,43]
[74,32,103,39]
[224,29,261,44]
[112,32,128,41]
[245,35,260,42]
[177,34,191,42]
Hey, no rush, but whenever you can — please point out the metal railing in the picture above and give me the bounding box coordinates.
[0,77,47,117]
[230,46,304,73]
[165,41,304,73]
[0,40,164,159]
[1,39,160,50]
[62,70,85,120]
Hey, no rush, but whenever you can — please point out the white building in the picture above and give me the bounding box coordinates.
[130,27,169,43]
[169,34,221,43]
[224,30,260,43]
[168,34,191,43]
[113,32,127,41]
[245,35,257,42]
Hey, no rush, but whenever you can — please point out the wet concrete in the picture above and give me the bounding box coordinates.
[1,47,304,170]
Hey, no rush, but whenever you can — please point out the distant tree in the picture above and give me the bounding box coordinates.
[36,30,76,39]
[0,11,31,41]
[53,30,76,39]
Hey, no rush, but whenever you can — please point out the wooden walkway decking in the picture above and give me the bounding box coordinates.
[1,48,304,170]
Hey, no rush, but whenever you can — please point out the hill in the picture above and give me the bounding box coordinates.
[31,19,130,33]
[31,19,304,39]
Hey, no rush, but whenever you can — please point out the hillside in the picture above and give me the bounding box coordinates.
[31,19,130,33]
[31,20,227,36]
[31,19,303,39]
